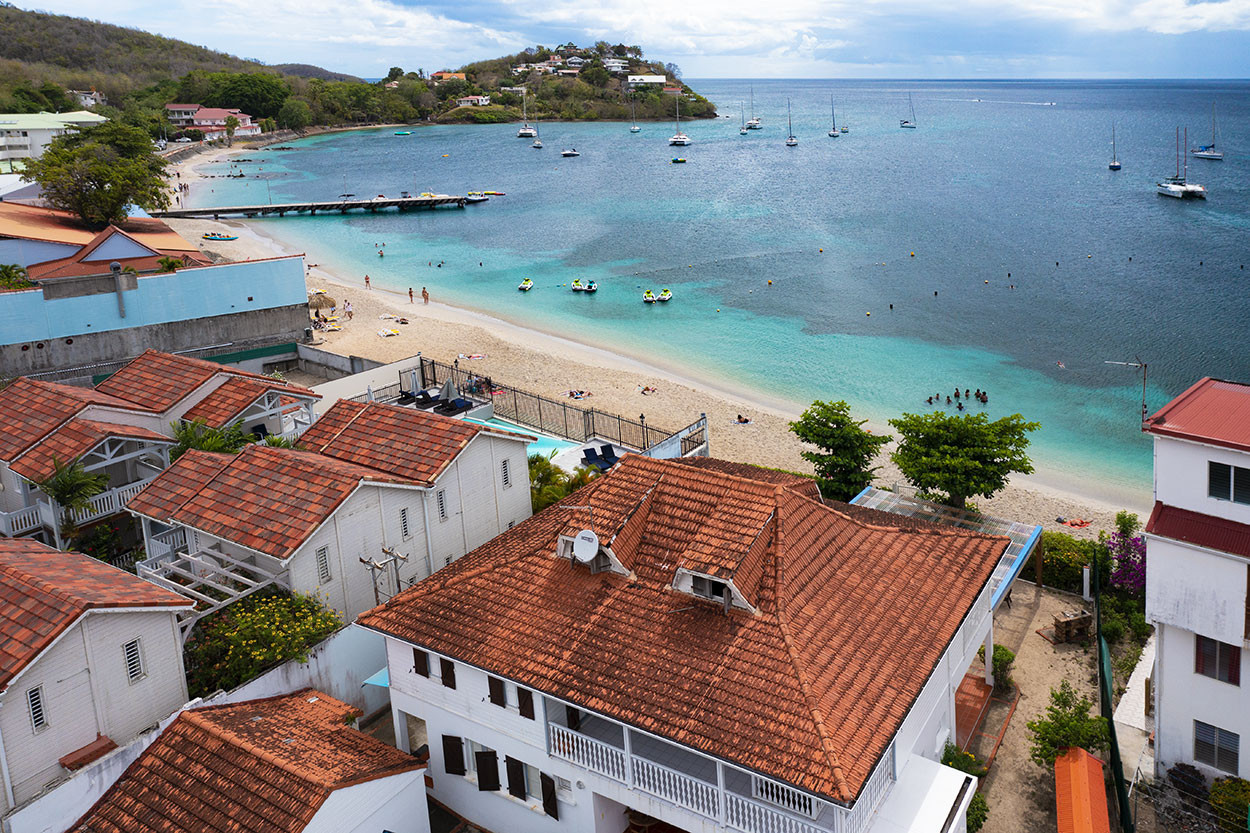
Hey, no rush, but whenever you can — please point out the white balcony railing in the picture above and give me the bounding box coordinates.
[548,723,627,782]
[147,527,188,560]
[632,756,719,818]
[71,479,154,525]
[726,794,824,833]
[0,504,43,536]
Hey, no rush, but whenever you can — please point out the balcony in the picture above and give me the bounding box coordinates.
[71,479,155,525]
[138,542,286,639]
[547,709,896,833]
[0,503,47,537]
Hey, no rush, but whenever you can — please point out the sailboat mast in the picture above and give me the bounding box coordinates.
[1183,127,1188,181]
[1175,126,1180,179]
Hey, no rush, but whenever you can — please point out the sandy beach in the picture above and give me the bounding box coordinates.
[166,148,1148,540]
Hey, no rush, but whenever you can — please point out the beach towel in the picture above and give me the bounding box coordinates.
[378,329,399,338]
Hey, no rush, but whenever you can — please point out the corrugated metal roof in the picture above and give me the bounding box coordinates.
[1146,501,1250,559]
[1145,377,1250,453]
[1054,747,1111,833]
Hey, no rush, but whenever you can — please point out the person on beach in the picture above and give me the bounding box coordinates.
[409,288,414,303]
[365,275,371,289]
[344,301,353,320]
[422,287,429,304]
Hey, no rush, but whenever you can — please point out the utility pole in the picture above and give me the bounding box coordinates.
[360,546,409,606]
[1105,358,1149,423]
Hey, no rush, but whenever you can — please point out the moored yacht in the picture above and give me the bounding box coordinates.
[785,99,798,146]
[669,95,690,146]
[1158,127,1205,199]
[900,92,917,129]
[746,85,761,129]
[1191,103,1223,160]
[517,95,537,138]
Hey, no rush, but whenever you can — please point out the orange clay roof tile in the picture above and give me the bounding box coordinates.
[69,689,423,833]
[358,454,1009,802]
[9,418,170,482]
[0,377,150,463]
[0,538,192,692]
[181,376,316,427]
[671,457,824,502]
[96,350,317,414]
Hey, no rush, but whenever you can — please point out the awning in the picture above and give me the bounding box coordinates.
[362,666,390,689]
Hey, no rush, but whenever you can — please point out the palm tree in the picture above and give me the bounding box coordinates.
[34,455,109,545]
[156,256,182,273]
[0,263,33,290]
[263,434,295,448]
[170,420,251,461]
[528,453,600,512]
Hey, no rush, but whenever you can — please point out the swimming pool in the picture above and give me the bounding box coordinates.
[463,415,578,459]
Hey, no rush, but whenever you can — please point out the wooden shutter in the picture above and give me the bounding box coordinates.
[413,648,429,677]
[440,657,456,689]
[442,735,465,775]
[488,676,506,707]
[475,749,500,791]
[505,756,527,799]
[518,687,535,720]
[541,772,559,819]
[566,705,581,731]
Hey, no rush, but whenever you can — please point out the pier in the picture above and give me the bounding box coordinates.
[153,195,467,219]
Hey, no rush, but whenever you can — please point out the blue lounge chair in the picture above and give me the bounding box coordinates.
[582,447,607,470]
[598,445,619,466]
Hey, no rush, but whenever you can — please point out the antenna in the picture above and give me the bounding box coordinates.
[572,530,599,563]
[1105,358,1149,423]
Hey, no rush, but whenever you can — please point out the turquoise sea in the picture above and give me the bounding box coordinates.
[189,79,1250,507]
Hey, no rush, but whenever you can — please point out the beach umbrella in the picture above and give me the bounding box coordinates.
[409,369,421,394]
[366,384,375,402]
[308,293,335,310]
[438,378,460,402]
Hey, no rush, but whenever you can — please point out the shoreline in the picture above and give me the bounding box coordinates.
[166,151,1151,538]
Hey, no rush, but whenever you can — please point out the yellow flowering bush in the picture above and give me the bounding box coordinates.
[184,591,342,697]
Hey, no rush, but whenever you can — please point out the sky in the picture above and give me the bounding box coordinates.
[26,0,1250,78]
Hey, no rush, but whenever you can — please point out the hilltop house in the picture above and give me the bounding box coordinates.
[0,110,107,173]
[128,400,533,633]
[1143,377,1250,780]
[603,58,629,73]
[68,90,107,109]
[430,71,467,82]
[565,56,586,68]
[358,455,1013,833]
[0,538,193,819]
[0,349,319,541]
[627,75,667,88]
[456,95,492,107]
[70,689,429,833]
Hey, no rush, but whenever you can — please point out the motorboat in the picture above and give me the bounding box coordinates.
[562,148,580,157]
[532,139,543,148]
[671,157,686,163]
[394,131,411,135]
[657,288,673,302]
[518,279,533,291]
[642,290,657,303]
[1157,127,1206,199]
[465,194,488,204]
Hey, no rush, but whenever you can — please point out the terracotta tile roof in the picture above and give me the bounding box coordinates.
[1054,747,1111,833]
[297,400,529,487]
[1144,377,1250,453]
[128,445,411,560]
[671,457,824,502]
[96,350,317,414]
[358,454,1009,801]
[1145,501,1250,559]
[0,377,148,463]
[70,689,423,833]
[0,538,192,692]
[60,735,119,771]
[9,418,170,481]
[28,251,209,281]
[0,201,200,260]
[181,376,316,427]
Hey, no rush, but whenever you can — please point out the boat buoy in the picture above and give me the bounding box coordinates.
[910,252,915,257]
[767,280,772,285]
[1088,254,1092,259]
[866,312,870,316]
[716,309,720,312]
[442,154,449,158]
[1007,272,1011,277]
[819,248,823,253]
[984,280,989,284]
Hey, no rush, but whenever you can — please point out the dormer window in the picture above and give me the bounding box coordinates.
[556,533,627,576]
[675,568,754,614]
[691,575,728,602]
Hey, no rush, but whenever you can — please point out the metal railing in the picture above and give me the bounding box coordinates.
[549,723,627,782]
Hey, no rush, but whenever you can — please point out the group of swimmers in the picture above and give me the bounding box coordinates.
[926,388,990,411]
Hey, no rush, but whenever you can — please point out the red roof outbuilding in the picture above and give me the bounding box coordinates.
[1144,377,1250,453]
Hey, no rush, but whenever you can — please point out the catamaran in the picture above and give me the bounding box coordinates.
[1191,103,1223,160]
[785,99,798,147]
[900,93,917,129]
[1157,127,1205,199]
[669,96,690,146]
[1109,124,1121,171]
[828,95,839,138]
[746,86,761,129]
[517,95,537,138]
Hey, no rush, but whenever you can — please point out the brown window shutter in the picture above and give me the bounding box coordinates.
[541,772,559,819]
[440,658,456,689]
[413,648,429,677]
[441,735,465,775]
[488,676,506,707]
[566,705,581,731]
[518,688,535,720]
[505,756,527,800]
[475,749,500,791]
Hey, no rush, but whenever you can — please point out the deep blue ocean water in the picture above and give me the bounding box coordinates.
[189,79,1250,505]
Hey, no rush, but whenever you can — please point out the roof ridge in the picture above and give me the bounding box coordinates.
[159,448,238,519]
[771,501,852,803]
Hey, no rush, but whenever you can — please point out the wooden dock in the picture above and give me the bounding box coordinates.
[153,195,467,219]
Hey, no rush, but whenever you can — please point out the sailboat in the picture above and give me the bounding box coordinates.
[1157,127,1205,199]
[900,92,917,129]
[517,95,537,138]
[531,121,542,149]
[739,103,748,135]
[630,97,641,133]
[746,86,761,129]
[1109,124,1121,171]
[828,95,839,138]
[785,99,797,147]
[669,95,690,146]
[1191,104,1223,160]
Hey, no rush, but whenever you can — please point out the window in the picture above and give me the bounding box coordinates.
[501,458,512,488]
[691,575,728,601]
[400,507,411,539]
[413,648,429,677]
[1195,635,1241,685]
[1195,720,1240,773]
[27,686,46,731]
[1209,461,1250,505]
[488,676,507,707]
[440,657,456,689]
[123,638,144,682]
[315,546,331,585]
[436,489,447,521]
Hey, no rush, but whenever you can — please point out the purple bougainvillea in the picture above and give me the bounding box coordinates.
[1107,531,1146,595]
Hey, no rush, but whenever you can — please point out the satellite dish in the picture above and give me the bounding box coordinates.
[572,530,599,563]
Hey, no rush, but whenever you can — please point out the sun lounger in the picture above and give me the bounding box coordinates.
[582,448,609,471]
[435,398,473,416]
[598,445,619,466]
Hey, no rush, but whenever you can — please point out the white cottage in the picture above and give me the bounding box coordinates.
[0,538,193,818]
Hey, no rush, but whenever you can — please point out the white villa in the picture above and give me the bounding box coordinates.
[0,111,107,173]
[128,399,534,634]
[1144,377,1250,780]
[359,455,1025,833]
[0,538,193,818]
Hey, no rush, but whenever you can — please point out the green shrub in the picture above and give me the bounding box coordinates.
[1026,680,1109,767]
[1032,531,1107,593]
[1210,776,1250,833]
[967,793,989,833]
[976,644,1016,691]
[184,591,342,697]
[942,742,988,777]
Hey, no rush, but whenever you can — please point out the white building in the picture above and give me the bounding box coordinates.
[0,111,107,173]
[566,56,587,68]
[627,75,668,88]
[129,399,534,634]
[0,537,193,818]
[359,455,1021,833]
[603,58,630,73]
[68,91,107,109]
[455,95,492,107]
[68,688,429,833]
[1144,377,1250,780]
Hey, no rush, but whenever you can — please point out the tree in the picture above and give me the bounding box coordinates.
[0,263,34,290]
[277,98,312,130]
[664,62,682,79]
[156,256,182,273]
[888,411,1039,509]
[385,66,404,82]
[581,66,610,88]
[21,121,169,228]
[789,400,890,501]
[170,419,251,461]
[1026,679,1109,767]
[35,455,109,543]
[528,453,599,512]
[224,114,239,145]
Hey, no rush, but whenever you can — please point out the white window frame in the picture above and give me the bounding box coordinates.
[123,637,145,683]
[27,685,47,732]
[315,546,332,585]
[436,489,448,521]
[400,507,411,540]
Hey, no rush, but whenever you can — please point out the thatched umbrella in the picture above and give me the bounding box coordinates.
[308,293,335,311]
